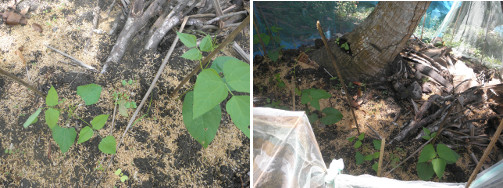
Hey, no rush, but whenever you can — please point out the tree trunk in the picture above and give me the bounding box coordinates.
[309,2,430,81]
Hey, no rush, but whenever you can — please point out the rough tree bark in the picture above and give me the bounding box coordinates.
[309,2,430,81]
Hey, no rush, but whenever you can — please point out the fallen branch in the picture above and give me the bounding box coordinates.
[144,1,194,50]
[171,15,250,98]
[0,67,45,98]
[101,0,167,73]
[45,45,96,71]
[204,10,248,25]
[316,20,361,134]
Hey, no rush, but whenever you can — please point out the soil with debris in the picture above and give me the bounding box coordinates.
[1,0,250,187]
[253,40,503,183]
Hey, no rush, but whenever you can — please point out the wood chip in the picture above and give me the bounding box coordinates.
[32,23,43,33]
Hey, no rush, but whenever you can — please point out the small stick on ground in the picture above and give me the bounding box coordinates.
[0,67,45,98]
[316,20,360,134]
[377,138,385,177]
[232,41,249,63]
[466,119,503,188]
[171,15,250,98]
[45,45,97,71]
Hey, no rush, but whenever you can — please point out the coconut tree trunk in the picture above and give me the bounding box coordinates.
[309,1,430,80]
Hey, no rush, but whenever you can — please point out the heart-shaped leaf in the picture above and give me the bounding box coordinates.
[418,144,436,163]
[77,126,93,144]
[99,135,116,154]
[321,107,343,125]
[181,48,202,61]
[223,60,250,93]
[183,91,221,148]
[432,158,446,179]
[417,162,434,180]
[45,108,60,130]
[91,114,109,130]
[193,69,227,119]
[46,85,58,107]
[226,95,250,138]
[52,125,77,153]
[437,144,460,164]
[176,32,197,48]
[199,35,213,52]
[77,84,102,105]
[211,56,242,73]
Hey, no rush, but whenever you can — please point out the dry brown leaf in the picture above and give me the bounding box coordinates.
[32,23,43,33]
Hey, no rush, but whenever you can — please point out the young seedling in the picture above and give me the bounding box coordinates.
[177,32,250,148]
[23,84,116,155]
[347,133,382,172]
[416,128,460,180]
[114,168,129,183]
[114,79,137,117]
[301,88,343,125]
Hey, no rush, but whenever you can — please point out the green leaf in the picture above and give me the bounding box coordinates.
[432,158,446,179]
[300,89,331,111]
[364,154,374,161]
[176,32,197,48]
[374,152,380,159]
[355,151,364,165]
[200,35,213,52]
[421,135,431,140]
[226,95,250,138]
[118,100,128,117]
[372,162,379,172]
[321,107,343,125]
[120,175,129,182]
[23,108,42,128]
[417,162,434,180]
[182,91,221,148]
[308,113,318,125]
[52,125,77,153]
[423,127,431,136]
[358,133,365,140]
[347,136,355,143]
[271,26,282,33]
[253,33,270,46]
[437,144,460,164]
[77,84,102,105]
[268,49,280,62]
[91,114,109,130]
[223,60,249,93]
[211,56,242,73]
[418,144,436,163]
[46,86,58,107]
[341,42,349,50]
[99,135,117,154]
[373,140,381,150]
[77,126,93,144]
[354,140,362,149]
[45,108,60,130]
[181,48,202,61]
[122,80,127,86]
[114,169,122,176]
[193,69,227,119]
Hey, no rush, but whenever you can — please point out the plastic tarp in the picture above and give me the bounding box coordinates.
[253,107,469,188]
[434,1,503,68]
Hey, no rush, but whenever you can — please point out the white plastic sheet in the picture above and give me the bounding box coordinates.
[253,107,467,188]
